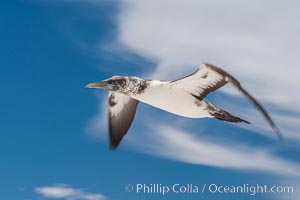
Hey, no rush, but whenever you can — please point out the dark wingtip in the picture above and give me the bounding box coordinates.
[273,126,284,142]
[109,139,120,151]
[107,133,120,152]
[242,119,251,124]
[236,86,284,142]
[109,145,117,151]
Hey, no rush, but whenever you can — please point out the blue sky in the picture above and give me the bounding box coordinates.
[1,0,299,200]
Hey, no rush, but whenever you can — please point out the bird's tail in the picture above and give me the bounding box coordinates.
[204,100,250,124]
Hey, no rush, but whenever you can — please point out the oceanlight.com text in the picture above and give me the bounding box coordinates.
[124,183,294,196]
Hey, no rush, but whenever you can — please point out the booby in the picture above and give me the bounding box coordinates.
[86,63,283,150]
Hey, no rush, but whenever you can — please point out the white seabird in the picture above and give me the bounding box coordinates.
[86,63,283,150]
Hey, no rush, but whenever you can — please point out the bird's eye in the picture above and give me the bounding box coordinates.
[107,80,115,85]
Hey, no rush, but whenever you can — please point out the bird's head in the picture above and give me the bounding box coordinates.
[85,76,126,91]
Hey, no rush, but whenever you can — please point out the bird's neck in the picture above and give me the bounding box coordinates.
[120,77,149,95]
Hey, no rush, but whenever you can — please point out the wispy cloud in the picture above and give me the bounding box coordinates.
[135,125,300,177]
[34,184,105,200]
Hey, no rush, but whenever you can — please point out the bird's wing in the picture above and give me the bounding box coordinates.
[108,91,139,150]
[168,63,229,100]
[167,63,283,140]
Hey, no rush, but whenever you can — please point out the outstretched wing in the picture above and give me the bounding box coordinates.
[108,91,139,150]
[168,63,283,140]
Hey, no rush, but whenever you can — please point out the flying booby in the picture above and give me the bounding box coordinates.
[86,63,283,150]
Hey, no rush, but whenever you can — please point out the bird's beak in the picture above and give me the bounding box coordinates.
[85,81,112,90]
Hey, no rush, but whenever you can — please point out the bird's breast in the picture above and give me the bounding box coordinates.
[131,85,211,118]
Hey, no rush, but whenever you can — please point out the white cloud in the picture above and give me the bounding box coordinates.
[34,184,105,200]
[135,125,300,177]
